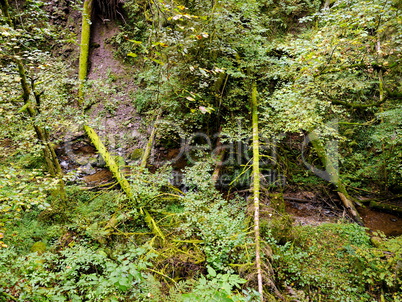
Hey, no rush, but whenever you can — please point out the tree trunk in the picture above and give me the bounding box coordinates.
[84,125,165,241]
[212,128,225,184]
[140,111,161,169]
[78,0,93,103]
[251,82,283,301]
[16,59,66,201]
[308,133,364,225]
[359,199,402,215]
[0,0,13,26]
[250,81,263,300]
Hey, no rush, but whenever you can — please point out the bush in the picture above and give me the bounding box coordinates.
[267,223,402,301]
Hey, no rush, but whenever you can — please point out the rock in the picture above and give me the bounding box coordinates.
[60,160,69,169]
[94,154,106,168]
[78,163,96,175]
[73,154,97,166]
[370,236,383,248]
[82,169,113,185]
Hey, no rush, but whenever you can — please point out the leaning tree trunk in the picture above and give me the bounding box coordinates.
[1,0,68,202]
[308,133,364,225]
[16,60,66,201]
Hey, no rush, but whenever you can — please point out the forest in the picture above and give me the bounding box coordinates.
[0,0,401,301]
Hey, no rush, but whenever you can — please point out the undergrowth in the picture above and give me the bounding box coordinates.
[268,223,402,302]
[1,174,401,301]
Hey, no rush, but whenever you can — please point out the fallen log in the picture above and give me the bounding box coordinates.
[366,200,402,215]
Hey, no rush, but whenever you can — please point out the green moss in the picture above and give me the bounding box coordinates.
[130,148,144,160]
[115,155,126,167]
[78,0,93,102]
[31,241,46,254]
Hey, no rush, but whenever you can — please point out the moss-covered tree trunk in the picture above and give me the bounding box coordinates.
[140,110,161,169]
[78,0,93,103]
[308,133,364,225]
[84,125,137,202]
[0,0,13,26]
[16,60,66,201]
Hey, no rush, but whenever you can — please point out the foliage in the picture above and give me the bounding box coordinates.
[0,174,258,301]
[0,0,80,173]
[117,0,402,191]
[180,266,257,302]
[0,165,55,249]
[180,162,249,272]
[268,223,402,301]
[1,0,402,300]
[0,244,157,301]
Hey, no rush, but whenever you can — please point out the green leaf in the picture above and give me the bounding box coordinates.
[207,265,217,277]
[149,58,165,65]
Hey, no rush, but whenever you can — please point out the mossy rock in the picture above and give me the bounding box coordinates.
[370,236,383,248]
[31,241,47,254]
[130,148,144,160]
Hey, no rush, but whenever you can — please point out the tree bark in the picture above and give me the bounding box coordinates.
[140,111,161,169]
[15,60,66,201]
[0,0,13,26]
[308,133,364,225]
[212,128,225,184]
[78,0,93,103]
[251,81,264,300]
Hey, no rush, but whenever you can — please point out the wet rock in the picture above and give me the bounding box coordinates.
[78,163,96,175]
[82,169,113,186]
[71,154,97,166]
[60,160,69,169]
[94,155,106,168]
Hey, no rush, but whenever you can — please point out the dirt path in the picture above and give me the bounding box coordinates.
[86,18,146,161]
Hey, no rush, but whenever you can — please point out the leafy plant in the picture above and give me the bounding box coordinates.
[268,223,402,301]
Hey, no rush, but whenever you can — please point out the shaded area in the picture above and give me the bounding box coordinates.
[358,206,402,237]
